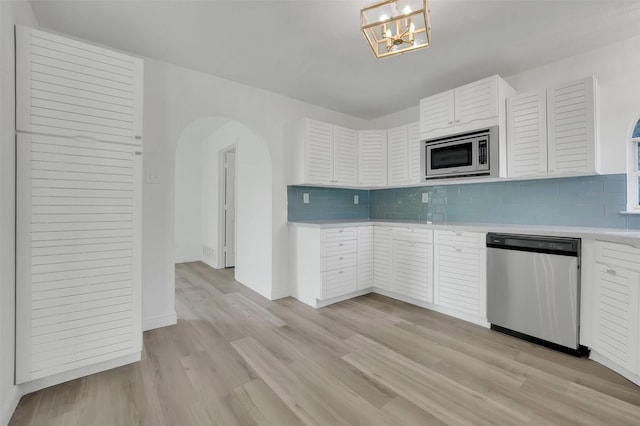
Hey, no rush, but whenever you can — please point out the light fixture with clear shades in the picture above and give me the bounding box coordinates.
[361,0,431,58]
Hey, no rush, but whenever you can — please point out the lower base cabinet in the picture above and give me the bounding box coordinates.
[392,228,433,302]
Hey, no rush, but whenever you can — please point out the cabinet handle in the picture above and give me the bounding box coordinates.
[454,246,462,252]
[448,121,453,124]
[339,243,344,246]
[339,270,344,274]
[339,229,344,233]
[339,257,344,260]
[606,268,617,275]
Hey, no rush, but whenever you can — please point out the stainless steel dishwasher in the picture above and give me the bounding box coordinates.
[486,233,587,356]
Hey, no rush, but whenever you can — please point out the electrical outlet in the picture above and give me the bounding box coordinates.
[145,170,160,184]
[303,193,309,204]
[354,195,359,205]
[421,193,429,203]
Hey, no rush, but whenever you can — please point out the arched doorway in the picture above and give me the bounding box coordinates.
[174,117,273,298]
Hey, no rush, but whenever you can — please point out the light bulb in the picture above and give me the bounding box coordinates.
[410,22,415,32]
[379,14,389,22]
[385,29,392,38]
[403,6,411,14]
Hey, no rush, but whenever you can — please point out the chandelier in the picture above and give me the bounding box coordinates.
[361,0,431,58]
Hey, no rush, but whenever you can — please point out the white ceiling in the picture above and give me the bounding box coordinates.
[29,0,640,119]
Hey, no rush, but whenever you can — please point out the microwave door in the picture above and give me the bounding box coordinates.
[427,139,478,176]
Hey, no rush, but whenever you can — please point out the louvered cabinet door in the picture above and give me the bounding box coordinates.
[454,76,499,126]
[16,134,142,383]
[407,121,422,184]
[393,240,432,302]
[357,226,374,290]
[419,91,455,135]
[358,130,387,186]
[387,125,408,185]
[16,26,143,145]
[547,76,598,175]
[507,90,548,177]
[373,227,393,291]
[592,263,639,373]
[333,125,357,185]
[303,119,333,184]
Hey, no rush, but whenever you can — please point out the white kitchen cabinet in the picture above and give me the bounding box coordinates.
[293,119,358,186]
[15,26,143,386]
[332,125,358,185]
[358,129,387,186]
[373,226,393,291]
[433,230,487,321]
[420,75,514,139]
[387,125,409,186]
[408,121,422,184]
[584,241,640,383]
[357,226,374,290]
[392,228,433,302]
[506,90,548,178]
[547,76,599,175]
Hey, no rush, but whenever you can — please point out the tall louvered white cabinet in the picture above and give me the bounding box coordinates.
[547,76,599,175]
[506,90,548,178]
[15,26,143,385]
[358,129,387,186]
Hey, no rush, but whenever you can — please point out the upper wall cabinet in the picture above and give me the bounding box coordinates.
[506,76,599,178]
[16,26,143,145]
[420,75,515,139]
[547,76,599,176]
[387,122,422,186]
[358,129,387,186]
[293,118,357,186]
[507,89,548,178]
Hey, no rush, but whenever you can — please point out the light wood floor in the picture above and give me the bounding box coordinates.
[10,261,640,425]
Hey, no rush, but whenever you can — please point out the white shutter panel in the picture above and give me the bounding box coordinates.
[420,91,455,135]
[454,75,498,125]
[358,130,387,186]
[407,121,422,184]
[304,119,333,184]
[16,134,142,383]
[387,125,408,185]
[507,90,548,177]
[16,26,143,145]
[333,125,357,185]
[547,76,598,175]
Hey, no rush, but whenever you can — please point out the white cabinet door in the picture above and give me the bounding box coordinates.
[358,130,387,186]
[547,76,598,175]
[16,133,142,383]
[373,226,393,291]
[16,26,143,144]
[507,90,548,178]
[333,125,357,185]
[387,125,408,185]
[357,226,374,290]
[393,240,432,302]
[407,121,423,184]
[303,119,333,184]
[592,263,639,373]
[454,75,499,126]
[419,90,455,135]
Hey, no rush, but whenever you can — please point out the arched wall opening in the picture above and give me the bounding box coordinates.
[175,117,273,298]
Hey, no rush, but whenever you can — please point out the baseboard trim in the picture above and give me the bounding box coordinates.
[270,287,290,300]
[590,350,640,386]
[142,312,177,331]
[1,386,22,426]
[174,256,200,264]
[19,352,140,396]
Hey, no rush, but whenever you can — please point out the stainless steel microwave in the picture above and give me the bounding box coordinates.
[421,126,499,180]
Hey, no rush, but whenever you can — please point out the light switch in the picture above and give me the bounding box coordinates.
[354,195,359,205]
[421,193,429,203]
[145,170,160,184]
[303,193,309,204]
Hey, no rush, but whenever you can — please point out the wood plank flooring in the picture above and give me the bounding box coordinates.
[10,261,640,425]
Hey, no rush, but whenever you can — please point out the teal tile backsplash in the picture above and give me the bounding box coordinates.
[289,174,640,229]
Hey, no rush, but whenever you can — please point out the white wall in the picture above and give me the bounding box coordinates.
[175,134,204,263]
[142,58,369,325]
[373,34,640,174]
[0,2,38,424]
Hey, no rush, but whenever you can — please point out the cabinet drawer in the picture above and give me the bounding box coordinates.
[435,230,485,248]
[595,241,640,272]
[321,266,357,300]
[321,252,357,271]
[393,227,433,244]
[321,239,357,257]
[321,227,357,242]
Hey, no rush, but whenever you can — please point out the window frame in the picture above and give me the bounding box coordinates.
[626,122,640,212]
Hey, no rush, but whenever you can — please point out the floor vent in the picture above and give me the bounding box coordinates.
[202,244,215,260]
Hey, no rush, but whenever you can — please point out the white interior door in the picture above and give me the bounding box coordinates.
[224,150,236,267]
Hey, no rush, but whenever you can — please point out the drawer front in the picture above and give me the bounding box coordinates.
[321,239,357,257]
[321,227,358,243]
[321,252,357,271]
[321,266,357,300]
[435,230,485,248]
[596,241,640,272]
[393,227,433,244]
